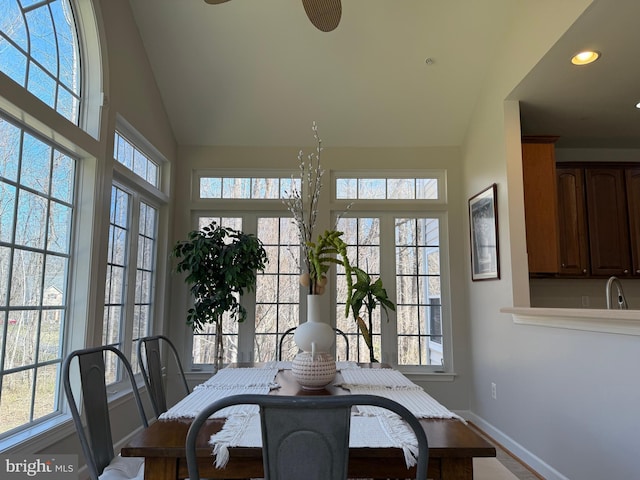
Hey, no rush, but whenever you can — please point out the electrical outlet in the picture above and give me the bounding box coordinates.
[581,295,590,307]
[491,382,497,400]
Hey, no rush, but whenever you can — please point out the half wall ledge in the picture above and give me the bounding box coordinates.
[500,307,640,336]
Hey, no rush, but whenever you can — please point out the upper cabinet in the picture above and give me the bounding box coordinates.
[584,168,631,276]
[626,168,640,275]
[522,136,640,278]
[521,137,560,274]
[556,167,589,276]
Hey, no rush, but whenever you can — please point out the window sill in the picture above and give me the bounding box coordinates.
[501,307,640,336]
[402,371,457,382]
[0,415,75,454]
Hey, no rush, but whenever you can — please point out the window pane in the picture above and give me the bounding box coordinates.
[255,217,300,362]
[222,178,250,199]
[388,179,414,199]
[0,370,33,435]
[395,217,442,366]
[27,61,56,108]
[0,1,28,51]
[200,177,221,198]
[51,0,79,94]
[113,132,159,188]
[0,0,80,122]
[0,38,27,86]
[25,7,57,75]
[0,183,16,243]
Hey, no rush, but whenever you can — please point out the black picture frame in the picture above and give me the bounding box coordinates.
[469,183,500,281]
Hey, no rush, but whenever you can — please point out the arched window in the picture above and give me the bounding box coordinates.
[0,0,81,123]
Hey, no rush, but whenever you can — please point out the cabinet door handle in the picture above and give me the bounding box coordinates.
[582,268,587,274]
[624,269,629,274]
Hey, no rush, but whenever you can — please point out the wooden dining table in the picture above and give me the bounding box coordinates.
[121,363,495,480]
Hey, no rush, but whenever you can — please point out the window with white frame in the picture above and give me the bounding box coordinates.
[333,172,449,370]
[0,0,107,445]
[0,0,81,123]
[190,171,450,372]
[191,212,301,366]
[103,130,162,382]
[0,114,76,437]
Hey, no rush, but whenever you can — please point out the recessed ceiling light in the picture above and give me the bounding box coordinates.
[636,102,640,109]
[571,50,600,65]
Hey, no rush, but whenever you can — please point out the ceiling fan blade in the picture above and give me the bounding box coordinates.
[204,0,232,4]
[302,0,342,32]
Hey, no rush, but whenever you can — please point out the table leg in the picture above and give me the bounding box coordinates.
[441,457,473,480]
[144,457,178,480]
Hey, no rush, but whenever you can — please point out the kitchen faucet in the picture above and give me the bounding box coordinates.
[606,276,628,309]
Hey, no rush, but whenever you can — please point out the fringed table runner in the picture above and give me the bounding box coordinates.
[342,385,465,423]
[196,367,279,389]
[209,413,421,470]
[158,385,273,419]
[337,368,421,389]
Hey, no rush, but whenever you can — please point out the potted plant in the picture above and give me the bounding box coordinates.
[347,267,396,362]
[171,221,268,370]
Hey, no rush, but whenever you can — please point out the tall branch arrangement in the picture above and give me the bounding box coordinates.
[283,122,324,294]
[283,122,354,298]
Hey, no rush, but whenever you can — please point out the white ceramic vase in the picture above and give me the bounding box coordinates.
[293,294,335,353]
[291,294,337,389]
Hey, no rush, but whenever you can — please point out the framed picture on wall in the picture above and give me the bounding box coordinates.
[469,183,500,281]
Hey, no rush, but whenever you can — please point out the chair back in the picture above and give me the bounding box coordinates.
[62,345,148,480]
[185,393,428,480]
[137,335,190,417]
[278,326,350,361]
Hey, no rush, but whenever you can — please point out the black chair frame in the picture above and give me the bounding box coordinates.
[137,334,190,418]
[278,326,350,361]
[62,345,148,480]
[185,393,428,480]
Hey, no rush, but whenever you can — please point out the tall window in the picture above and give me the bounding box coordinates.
[0,114,75,436]
[191,171,451,373]
[191,175,300,366]
[333,173,449,371]
[103,130,161,382]
[0,0,81,123]
[190,213,300,366]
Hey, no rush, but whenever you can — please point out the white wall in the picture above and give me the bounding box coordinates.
[462,1,640,479]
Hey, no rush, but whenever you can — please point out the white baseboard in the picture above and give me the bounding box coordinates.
[456,410,570,480]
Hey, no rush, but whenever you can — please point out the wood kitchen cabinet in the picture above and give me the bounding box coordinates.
[521,137,560,274]
[584,168,631,276]
[626,168,640,275]
[556,167,589,275]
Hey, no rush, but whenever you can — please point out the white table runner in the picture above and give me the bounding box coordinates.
[159,385,272,419]
[343,385,465,422]
[209,412,420,470]
[196,367,279,389]
[337,368,421,389]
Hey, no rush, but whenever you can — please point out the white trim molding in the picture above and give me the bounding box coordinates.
[461,410,571,480]
[501,307,640,336]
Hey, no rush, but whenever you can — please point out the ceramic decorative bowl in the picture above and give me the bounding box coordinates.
[291,351,337,390]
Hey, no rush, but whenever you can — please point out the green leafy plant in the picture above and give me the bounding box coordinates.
[348,267,396,362]
[171,221,268,332]
[305,230,354,303]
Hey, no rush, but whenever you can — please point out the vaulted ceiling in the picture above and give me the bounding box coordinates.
[128,0,640,149]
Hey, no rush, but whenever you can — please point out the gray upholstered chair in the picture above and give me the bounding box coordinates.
[62,345,148,480]
[185,393,428,480]
[278,326,350,361]
[137,334,190,417]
